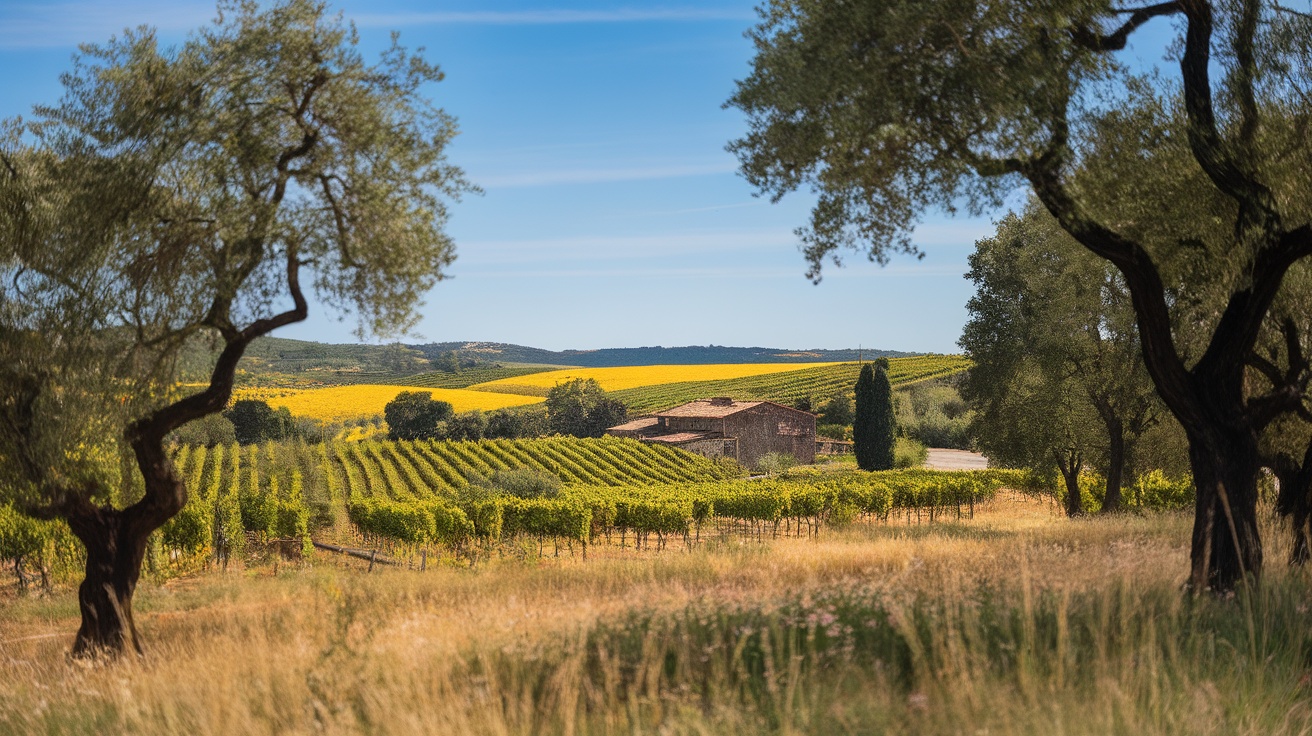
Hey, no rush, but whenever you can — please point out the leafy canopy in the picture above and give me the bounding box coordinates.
[0,0,471,513]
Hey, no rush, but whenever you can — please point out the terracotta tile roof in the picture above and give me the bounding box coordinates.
[653,399,765,418]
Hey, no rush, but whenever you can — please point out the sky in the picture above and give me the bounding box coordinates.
[0,1,1183,354]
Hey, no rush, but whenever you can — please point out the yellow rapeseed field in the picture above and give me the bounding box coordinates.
[468,362,838,394]
[234,384,542,422]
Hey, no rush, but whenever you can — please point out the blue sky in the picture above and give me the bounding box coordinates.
[0,1,1183,354]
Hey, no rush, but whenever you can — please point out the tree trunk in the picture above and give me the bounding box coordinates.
[1056,450,1084,518]
[67,507,150,657]
[1187,430,1263,592]
[1061,468,1083,517]
[1270,442,1312,567]
[1274,466,1311,566]
[1102,418,1125,513]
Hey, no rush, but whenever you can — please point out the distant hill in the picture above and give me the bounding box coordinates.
[179,336,921,384]
[412,342,912,367]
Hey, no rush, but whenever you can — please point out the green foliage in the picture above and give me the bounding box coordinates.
[0,504,57,560]
[960,206,1167,507]
[149,435,1040,555]
[484,406,548,439]
[818,393,853,425]
[854,364,895,471]
[545,378,628,438]
[171,413,239,447]
[0,0,471,567]
[816,423,849,441]
[161,500,211,553]
[896,379,972,450]
[384,391,454,441]
[481,467,562,499]
[501,498,591,543]
[755,452,797,476]
[894,437,927,469]
[225,400,297,446]
[441,410,488,441]
[1131,470,1195,512]
[431,351,461,374]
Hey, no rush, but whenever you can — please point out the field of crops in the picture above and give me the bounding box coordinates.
[0,436,1023,582]
[467,362,840,396]
[385,364,563,389]
[226,356,970,421]
[610,355,971,413]
[149,436,741,560]
[233,384,543,422]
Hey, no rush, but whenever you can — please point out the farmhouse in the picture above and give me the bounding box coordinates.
[606,397,816,467]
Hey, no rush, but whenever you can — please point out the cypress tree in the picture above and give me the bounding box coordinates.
[854,361,895,470]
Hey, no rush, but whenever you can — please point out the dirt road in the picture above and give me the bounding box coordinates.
[924,448,988,470]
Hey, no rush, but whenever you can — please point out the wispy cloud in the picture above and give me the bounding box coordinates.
[475,161,738,188]
[0,4,753,50]
[0,2,213,49]
[644,201,763,215]
[352,8,754,27]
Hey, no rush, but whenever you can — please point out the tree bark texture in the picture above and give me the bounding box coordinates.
[65,507,152,656]
[1185,419,1264,591]
[1056,449,1084,518]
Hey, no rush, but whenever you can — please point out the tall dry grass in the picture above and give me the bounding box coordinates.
[2,493,1309,735]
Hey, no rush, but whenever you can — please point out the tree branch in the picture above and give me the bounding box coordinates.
[1194,225,1312,385]
[121,245,308,534]
[1024,164,1200,428]
[1179,0,1279,235]
[1071,2,1181,52]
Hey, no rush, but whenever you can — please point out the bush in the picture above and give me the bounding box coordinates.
[893,437,927,468]
[755,452,797,475]
[819,393,853,425]
[170,412,237,447]
[817,423,850,441]
[896,379,973,450]
[1131,470,1194,511]
[545,378,628,437]
[224,400,296,445]
[441,410,487,441]
[384,391,453,441]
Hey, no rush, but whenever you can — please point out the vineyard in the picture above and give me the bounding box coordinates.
[609,355,971,413]
[170,439,1024,561]
[1,435,1032,580]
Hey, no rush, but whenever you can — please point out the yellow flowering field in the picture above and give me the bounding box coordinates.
[233,384,543,422]
[468,362,838,395]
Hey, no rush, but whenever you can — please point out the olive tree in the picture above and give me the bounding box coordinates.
[0,0,469,655]
[728,0,1312,591]
[962,205,1166,513]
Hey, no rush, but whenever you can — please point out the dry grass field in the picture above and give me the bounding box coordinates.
[3,494,1310,735]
